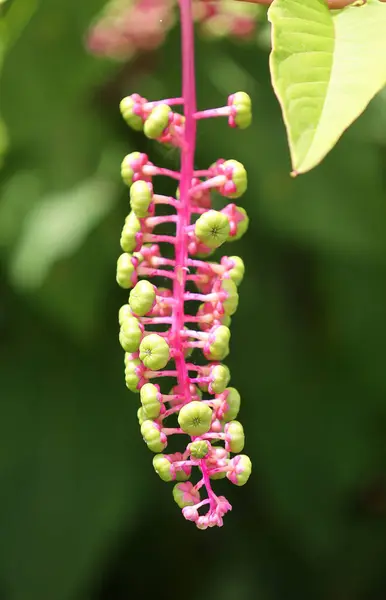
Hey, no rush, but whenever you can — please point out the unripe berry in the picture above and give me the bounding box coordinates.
[129,280,156,316]
[141,419,167,453]
[222,387,241,421]
[116,253,137,289]
[178,400,212,436]
[139,333,170,370]
[120,212,141,253]
[225,420,245,453]
[130,180,153,217]
[204,325,231,361]
[144,104,171,139]
[140,382,162,418]
[173,481,200,508]
[194,210,230,249]
[124,357,142,392]
[228,92,252,129]
[226,256,245,286]
[189,440,210,458]
[119,317,142,353]
[120,96,144,131]
[153,454,175,482]
[227,454,252,486]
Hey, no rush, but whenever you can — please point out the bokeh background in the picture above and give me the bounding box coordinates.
[2,1,386,599]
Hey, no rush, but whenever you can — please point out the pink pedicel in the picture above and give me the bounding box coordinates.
[117,0,252,529]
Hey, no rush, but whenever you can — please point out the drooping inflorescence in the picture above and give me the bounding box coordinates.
[116,0,252,529]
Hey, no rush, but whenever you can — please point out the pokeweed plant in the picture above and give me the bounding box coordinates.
[116,0,252,529]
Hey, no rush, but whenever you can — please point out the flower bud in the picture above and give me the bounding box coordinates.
[204,325,230,361]
[228,92,252,129]
[120,212,141,253]
[189,440,210,459]
[129,280,156,316]
[140,419,167,453]
[140,382,162,418]
[194,210,230,249]
[119,317,143,353]
[178,400,212,436]
[130,180,153,217]
[227,454,252,486]
[124,357,142,392]
[116,253,137,289]
[144,104,171,139]
[221,387,241,421]
[153,454,175,482]
[225,420,245,453]
[173,481,200,508]
[120,95,145,131]
[139,333,170,370]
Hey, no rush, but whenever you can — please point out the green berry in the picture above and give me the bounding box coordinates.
[225,420,245,453]
[120,212,141,253]
[195,210,230,249]
[178,401,212,436]
[172,482,200,508]
[232,92,252,129]
[223,160,247,198]
[121,152,141,187]
[144,104,171,139]
[119,317,142,353]
[129,280,156,316]
[189,440,210,459]
[124,358,141,392]
[140,382,162,418]
[139,334,170,370]
[222,387,241,422]
[153,454,174,482]
[120,96,144,131]
[221,278,239,316]
[141,420,167,453]
[210,364,230,394]
[228,256,245,286]
[205,326,230,361]
[130,180,152,217]
[116,253,136,289]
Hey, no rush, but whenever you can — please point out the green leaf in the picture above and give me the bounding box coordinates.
[268,0,386,174]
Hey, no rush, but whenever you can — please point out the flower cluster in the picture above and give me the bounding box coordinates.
[116,0,252,529]
[86,0,260,61]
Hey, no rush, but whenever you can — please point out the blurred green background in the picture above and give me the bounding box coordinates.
[2,1,386,599]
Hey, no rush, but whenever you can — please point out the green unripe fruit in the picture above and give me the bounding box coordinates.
[120,96,144,131]
[228,256,245,286]
[221,278,239,316]
[120,212,141,253]
[232,92,252,129]
[195,210,230,249]
[222,387,241,422]
[119,317,142,353]
[139,334,170,370]
[140,382,162,418]
[189,440,210,459]
[121,152,141,187]
[225,420,245,453]
[141,420,167,453]
[172,482,200,508]
[153,454,174,482]
[116,253,136,289]
[124,358,141,392]
[210,364,231,394]
[229,455,252,486]
[130,180,152,217]
[205,326,230,361]
[129,280,156,316]
[223,160,247,198]
[137,406,147,426]
[178,401,212,436]
[144,104,171,139]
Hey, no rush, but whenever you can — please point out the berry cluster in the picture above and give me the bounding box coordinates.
[116,0,252,529]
